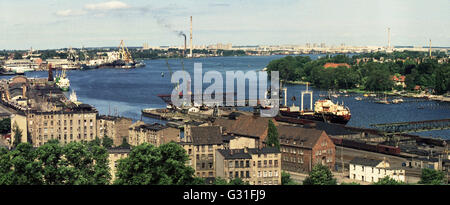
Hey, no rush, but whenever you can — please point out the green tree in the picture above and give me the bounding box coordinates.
[372,176,405,185]
[61,142,110,185]
[102,136,114,148]
[281,171,298,185]
[4,143,43,185]
[0,118,11,134]
[114,142,198,185]
[266,120,280,149]
[118,137,131,149]
[303,164,337,185]
[229,178,250,185]
[419,168,445,185]
[213,177,229,185]
[36,140,66,185]
[12,122,22,147]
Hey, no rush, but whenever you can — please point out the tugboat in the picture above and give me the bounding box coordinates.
[279,84,351,124]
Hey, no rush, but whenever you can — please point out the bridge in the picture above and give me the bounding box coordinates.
[371,119,450,134]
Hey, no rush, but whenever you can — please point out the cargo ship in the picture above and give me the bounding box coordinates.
[279,85,351,125]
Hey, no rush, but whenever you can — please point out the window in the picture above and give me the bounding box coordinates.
[228,161,233,168]
[246,160,250,168]
[235,161,239,168]
[235,172,239,178]
[264,160,267,168]
[274,160,278,167]
[258,161,261,168]
[208,145,213,152]
[240,161,244,168]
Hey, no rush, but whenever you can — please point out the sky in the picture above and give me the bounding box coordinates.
[0,0,449,50]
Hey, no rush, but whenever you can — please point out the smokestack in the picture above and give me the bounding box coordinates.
[429,39,432,57]
[48,64,53,82]
[387,28,391,49]
[190,16,193,58]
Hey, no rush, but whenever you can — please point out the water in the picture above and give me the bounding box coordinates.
[3,54,450,138]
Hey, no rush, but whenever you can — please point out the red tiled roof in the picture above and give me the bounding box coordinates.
[323,63,350,68]
[392,75,406,82]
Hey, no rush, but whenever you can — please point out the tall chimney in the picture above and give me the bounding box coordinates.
[387,28,391,49]
[190,16,193,58]
[429,39,432,57]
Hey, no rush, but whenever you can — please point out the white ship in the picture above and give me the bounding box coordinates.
[55,69,70,91]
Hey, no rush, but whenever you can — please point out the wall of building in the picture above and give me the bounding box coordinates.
[107,151,129,182]
[229,136,257,149]
[312,133,336,171]
[11,114,27,145]
[27,112,97,147]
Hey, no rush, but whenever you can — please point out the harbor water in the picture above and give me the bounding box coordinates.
[3,55,449,139]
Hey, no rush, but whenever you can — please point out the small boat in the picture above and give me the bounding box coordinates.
[363,94,369,97]
[392,98,404,104]
[376,95,389,104]
[355,97,362,101]
[161,72,165,77]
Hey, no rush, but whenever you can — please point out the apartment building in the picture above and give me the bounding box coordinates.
[11,104,98,147]
[180,126,224,179]
[128,121,180,147]
[215,147,281,185]
[278,125,336,173]
[107,147,131,182]
[97,115,132,146]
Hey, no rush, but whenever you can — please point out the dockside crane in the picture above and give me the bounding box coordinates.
[118,40,133,63]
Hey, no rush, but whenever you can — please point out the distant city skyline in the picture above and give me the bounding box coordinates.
[0,0,449,50]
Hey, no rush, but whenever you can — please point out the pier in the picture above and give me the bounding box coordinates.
[371,119,450,134]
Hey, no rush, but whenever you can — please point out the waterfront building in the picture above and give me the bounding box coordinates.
[97,115,133,146]
[215,147,281,185]
[180,126,224,179]
[392,75,407,88]
[107,147,131,182]
[278,125,336,173]
[349,157,406,183]
[128,121,180,147]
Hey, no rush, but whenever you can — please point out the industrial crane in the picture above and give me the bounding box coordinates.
[118,40,133,63]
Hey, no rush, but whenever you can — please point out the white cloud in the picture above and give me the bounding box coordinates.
[84,1,130,11]
[55,9,85,17]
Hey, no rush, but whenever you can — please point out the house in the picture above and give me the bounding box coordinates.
[215,147,281,185]
[392,75,406,88]
[277,125,336,173]
[349,157,405,183]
